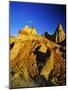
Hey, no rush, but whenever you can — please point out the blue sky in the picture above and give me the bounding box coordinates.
[10,1,66,36]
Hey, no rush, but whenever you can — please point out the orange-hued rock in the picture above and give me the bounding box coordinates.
[10,25,66,88]
[18,26,39,41]
[48,50,65,85]
[19,25,37,35]
[19,25,32,34]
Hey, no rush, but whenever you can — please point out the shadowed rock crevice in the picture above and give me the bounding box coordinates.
[10,42,14,50]
[30,75,55,87]
[33,46,51,72]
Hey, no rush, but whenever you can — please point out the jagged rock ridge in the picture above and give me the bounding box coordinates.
[43,24,65,44]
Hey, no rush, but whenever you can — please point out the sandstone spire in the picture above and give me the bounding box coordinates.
[55,24,65,43]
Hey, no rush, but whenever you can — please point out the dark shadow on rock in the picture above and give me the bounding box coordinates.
[32,75,55,87]
[10,42,14,50]
[33,46,51,72]
[33,46,55,86]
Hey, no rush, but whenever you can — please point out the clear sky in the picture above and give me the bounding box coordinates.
[10,1,66,36]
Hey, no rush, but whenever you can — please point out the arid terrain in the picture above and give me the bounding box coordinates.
[10,24,66,88]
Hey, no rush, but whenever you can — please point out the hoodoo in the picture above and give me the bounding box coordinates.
[55,24,65,43]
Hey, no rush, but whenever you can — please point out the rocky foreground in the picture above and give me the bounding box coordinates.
[10,25,66,88]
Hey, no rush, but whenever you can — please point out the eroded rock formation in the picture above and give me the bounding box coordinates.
[10,25,66,88]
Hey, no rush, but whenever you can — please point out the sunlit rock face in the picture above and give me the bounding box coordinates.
[55,24,65,43]
[18,26,38,41]
[19,25,37,35]
[10,25,66,88]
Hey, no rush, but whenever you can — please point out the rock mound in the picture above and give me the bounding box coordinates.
[19,25,37,35]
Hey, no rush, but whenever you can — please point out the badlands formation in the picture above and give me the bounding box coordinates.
[10,25,66,88]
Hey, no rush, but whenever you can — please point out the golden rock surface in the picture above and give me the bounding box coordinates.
[10,26,66,88]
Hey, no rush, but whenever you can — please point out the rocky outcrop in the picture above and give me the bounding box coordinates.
[43,24,65,44]
[55,24,65,43]
[19,26,37,35]
[17,26,43,41]
[48,49,66,85]
[10,25,66,88]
